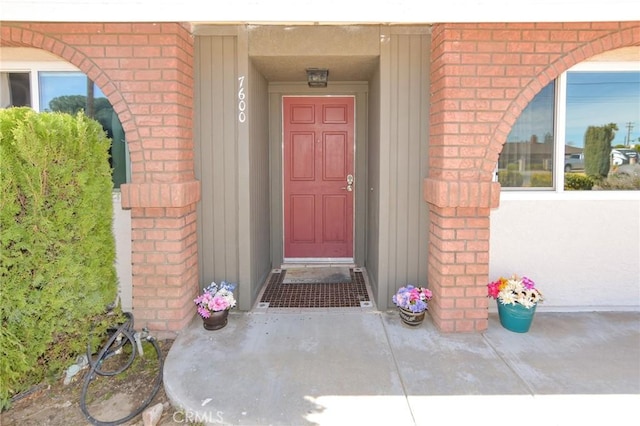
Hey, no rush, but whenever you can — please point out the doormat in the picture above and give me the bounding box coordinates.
[259,268,370,308]
[282,267,351,284]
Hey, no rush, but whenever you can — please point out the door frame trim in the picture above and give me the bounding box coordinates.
[268,82,369,269]
[281,94,356,261]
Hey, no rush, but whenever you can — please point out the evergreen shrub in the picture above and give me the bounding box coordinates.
[0,108,118,409]
[584,123,616,179]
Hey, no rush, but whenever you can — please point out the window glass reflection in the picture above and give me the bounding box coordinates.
[1,72,31,108]
[566,71,640,155]
[499,82,555,188]
[38,71,127,188]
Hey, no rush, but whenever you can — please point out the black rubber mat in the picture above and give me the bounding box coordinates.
[259,268,370,308]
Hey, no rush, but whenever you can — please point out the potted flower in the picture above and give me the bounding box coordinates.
[194,281,237,330]
[487,274,544,333]
[392,285,433,326]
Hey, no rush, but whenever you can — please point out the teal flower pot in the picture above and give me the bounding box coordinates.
[497,301,537,333]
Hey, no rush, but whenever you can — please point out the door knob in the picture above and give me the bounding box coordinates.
[341,174,354,191]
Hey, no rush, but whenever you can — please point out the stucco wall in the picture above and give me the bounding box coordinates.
[113,192,132,312]
[490,198,640,311]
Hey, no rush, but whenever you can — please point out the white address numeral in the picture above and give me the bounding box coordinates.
[238,76,246,123]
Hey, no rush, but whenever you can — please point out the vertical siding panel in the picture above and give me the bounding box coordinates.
[210,37,227,279]
[366,63,382,299]
[198,29,271,308]
[195,36,215,288]
[405,34,419,283]
[195,34,240,290]
[248,59,271,298]
[407,34,425,286]
[387,35,399,292]
[419,33,431,290]
[380,28,430,307]
[397,34,411,288]
[222,36,238,280]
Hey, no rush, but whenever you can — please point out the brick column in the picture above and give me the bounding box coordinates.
[426,22,638,332]
[0,22,200,334]
[424,180,500,332]
[121,182,200,333]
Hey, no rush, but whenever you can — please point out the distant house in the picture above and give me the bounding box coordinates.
[1,1,638,335]
[565,145,584,155]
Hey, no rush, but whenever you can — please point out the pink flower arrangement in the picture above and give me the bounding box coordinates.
[194,281,237,318]
[487,274,544,309]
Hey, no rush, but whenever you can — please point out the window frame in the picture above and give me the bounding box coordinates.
[501,59,640,202]
[1,54,131,189]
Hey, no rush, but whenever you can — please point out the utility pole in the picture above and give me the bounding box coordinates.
[625,122,634,147]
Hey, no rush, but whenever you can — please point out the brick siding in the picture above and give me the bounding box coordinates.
[1,22,199,334]
[426,22,640,332]
[2,21,638,334]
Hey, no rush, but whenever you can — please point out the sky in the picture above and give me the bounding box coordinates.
[565,71,640,147]
[507,71,640,148]
[38,71,106,111]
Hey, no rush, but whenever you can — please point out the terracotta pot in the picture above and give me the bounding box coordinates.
[398,307,426,326]
[202,309,229,330]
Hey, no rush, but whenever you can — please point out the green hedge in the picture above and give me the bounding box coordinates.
[0,108,118,408]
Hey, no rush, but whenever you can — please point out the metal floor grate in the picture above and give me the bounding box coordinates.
[259,268,370,308]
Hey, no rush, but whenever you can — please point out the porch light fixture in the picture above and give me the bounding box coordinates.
[306,68,329,87]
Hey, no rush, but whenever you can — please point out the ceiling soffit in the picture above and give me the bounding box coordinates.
[247,25,386,82]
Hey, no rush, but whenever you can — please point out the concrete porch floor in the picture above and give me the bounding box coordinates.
[163,310,640,426]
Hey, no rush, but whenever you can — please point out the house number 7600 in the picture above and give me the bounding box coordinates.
[238,76,246,123]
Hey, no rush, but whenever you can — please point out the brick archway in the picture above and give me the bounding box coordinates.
[2,21,638,334]
[1,23,201,334]
[426,22,640,332]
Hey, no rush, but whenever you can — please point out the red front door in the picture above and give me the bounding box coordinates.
[283,96,354,259]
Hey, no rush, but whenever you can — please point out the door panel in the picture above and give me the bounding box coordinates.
[284,97,354,258]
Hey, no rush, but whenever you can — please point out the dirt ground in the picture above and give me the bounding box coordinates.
[1,339,187,426]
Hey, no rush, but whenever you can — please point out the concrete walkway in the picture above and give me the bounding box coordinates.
[163,309,640,426]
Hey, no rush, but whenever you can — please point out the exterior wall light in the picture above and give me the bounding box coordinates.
[306,68,329,87]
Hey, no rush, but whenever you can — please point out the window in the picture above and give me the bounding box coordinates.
[1,72,31,107]
[1,50,129,189]
[498,51,639,192]
[498,82,555,189]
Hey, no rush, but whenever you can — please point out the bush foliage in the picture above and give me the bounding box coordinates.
[594,169,640,190]
[584,123,616,179]
[530,172,552,187]
[564,173,595,190]
[498,163,524,187]
[0,108,118,408]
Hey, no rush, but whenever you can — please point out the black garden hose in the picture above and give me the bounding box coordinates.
[79,312,164,426]
[86,312,137,377]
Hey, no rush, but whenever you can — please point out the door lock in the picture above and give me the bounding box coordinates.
[342,174,354,192]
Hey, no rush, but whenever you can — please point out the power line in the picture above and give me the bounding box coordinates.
[625,122,634,146]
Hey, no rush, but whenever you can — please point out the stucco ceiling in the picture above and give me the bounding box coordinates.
[246,25,383,82]
[250,55,379,82]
